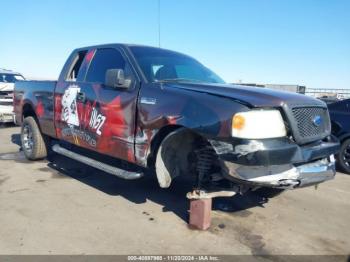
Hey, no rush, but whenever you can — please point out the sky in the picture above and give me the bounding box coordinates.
[0,0,349,89]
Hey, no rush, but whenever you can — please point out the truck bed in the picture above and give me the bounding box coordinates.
[14,80,57,137]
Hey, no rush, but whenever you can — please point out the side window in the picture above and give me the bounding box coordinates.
[85,48,127,83]
[66,51,87,81]
[152,65,163,76]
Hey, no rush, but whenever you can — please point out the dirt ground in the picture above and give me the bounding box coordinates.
[0,125,349,255]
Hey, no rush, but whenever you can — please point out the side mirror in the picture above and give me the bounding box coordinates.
[105,69,131,89]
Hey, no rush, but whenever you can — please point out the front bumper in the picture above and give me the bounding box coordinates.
[0,105,15,123]
[0,112,15,123]
[210,137,339,189]
[221,156,336,189]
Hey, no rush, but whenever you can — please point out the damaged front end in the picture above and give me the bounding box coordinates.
[210,136,339,189]
[221,157,335,189]
[203,102,341,190]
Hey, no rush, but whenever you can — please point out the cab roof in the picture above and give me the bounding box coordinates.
[0,68,22,75]
[73,43,185,56]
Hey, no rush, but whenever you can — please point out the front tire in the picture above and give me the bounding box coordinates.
[21,116,48,160]
[337,138,350,174]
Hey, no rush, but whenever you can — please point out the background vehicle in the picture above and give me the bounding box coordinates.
[13,44,339,197]
[318,96,341,105]
[0,69,25,123]
[328,99,350,174]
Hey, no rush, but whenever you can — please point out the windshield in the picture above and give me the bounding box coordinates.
[129,46,225,84]
[0,74,25,83]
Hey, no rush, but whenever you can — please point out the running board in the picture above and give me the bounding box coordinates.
[52,144,143,180]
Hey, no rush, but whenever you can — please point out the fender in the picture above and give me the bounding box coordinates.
[135,82,250,167]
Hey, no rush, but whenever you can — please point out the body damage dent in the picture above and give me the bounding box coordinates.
[208,140,233,154]
[135,114,183,166]
[234,141,265,156]
[221,157,335,188]
[209,139,265,156]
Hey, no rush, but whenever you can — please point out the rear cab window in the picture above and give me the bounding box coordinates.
[66,50,88,82]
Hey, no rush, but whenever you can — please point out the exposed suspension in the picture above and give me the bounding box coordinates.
[195,141,217,189]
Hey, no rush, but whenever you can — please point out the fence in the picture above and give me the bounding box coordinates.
[305,88,350,99]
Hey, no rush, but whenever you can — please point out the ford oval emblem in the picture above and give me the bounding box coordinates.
[312,115,322,127]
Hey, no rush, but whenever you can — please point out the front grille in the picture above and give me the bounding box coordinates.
[290,107,331,144]
[0,91,13,106]
[0,91,13,100]
[0,101,13,106]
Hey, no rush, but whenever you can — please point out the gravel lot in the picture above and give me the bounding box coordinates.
[0,125,349,255]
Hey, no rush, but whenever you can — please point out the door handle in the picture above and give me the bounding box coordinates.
[76,92,86,103]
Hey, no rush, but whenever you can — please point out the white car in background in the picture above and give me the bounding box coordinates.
[0,69,25,123]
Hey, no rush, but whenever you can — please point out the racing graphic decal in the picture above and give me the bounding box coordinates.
[61,127,97,147]
[61,85,81,126]
[55,82,135,163]
[59,84,108,147]
[36,100,45,118]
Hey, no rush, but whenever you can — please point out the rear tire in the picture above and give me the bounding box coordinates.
[336,138,350,174]
[21,116,49,160]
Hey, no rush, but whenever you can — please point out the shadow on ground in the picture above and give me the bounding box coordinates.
[11,133,21,147]
[7,132,269,222]
[0,123,16,129]
[46,153,269,222]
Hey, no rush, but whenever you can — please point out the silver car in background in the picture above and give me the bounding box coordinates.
[0,69,25,123]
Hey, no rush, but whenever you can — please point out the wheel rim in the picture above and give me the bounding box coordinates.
[22,124,34,153]
[343,143,350,167]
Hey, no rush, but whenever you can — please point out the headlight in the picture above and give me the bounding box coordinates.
[232,110,286,139]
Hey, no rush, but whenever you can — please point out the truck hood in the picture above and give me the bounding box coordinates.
[0,83,15,92]
[168,82,325,108]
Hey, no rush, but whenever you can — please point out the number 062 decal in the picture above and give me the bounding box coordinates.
[89,107,106,136]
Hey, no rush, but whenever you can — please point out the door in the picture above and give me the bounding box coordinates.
[55,47,139,163]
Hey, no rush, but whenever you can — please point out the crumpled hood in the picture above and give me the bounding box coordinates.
[168,82,325,108]
[0,83,15,92]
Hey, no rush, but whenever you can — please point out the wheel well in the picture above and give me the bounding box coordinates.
[340,134,350,143]
[147,125,184,167]
[150,126,213,188]
[22,103,37,120]
[148,125,208,167]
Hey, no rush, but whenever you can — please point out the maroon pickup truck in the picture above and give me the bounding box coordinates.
[14,44,339,195]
